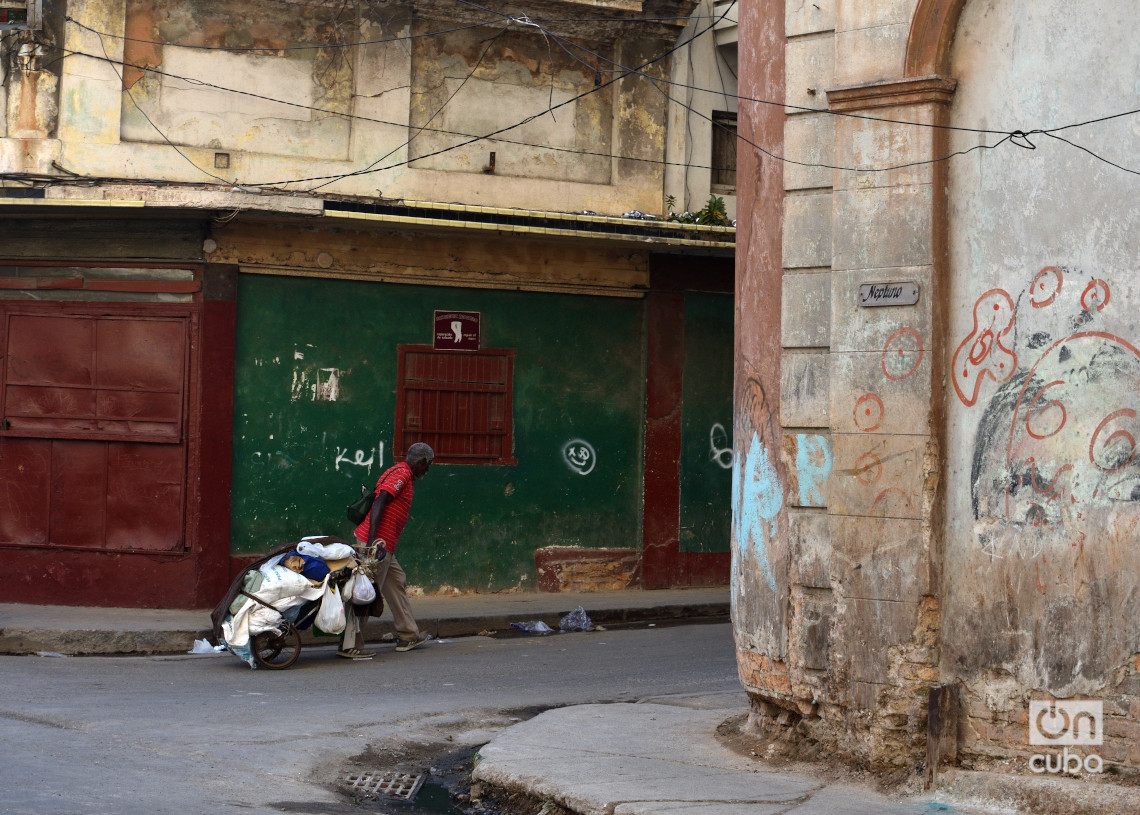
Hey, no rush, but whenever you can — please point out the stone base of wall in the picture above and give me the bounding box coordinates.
[534,546,641,592]
[733,690,927,779]
[957,654,1140,778]
[935,768,1140,815]
[732,651,1140,793]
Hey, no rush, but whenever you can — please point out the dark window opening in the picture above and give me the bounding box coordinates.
[711,111,737,194]
[394,345,515,465]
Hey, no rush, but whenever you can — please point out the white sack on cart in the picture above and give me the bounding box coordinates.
[223,575,328,647]
[256,564,313,601]
[247,605,285,636]
[296,540,356,561]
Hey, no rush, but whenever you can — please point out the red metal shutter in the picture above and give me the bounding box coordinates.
[0,311,189,551]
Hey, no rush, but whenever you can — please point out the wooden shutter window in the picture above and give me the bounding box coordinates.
[395,345,516,465]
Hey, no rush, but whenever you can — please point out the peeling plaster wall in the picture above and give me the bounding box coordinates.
[944,0,1140,770]
[10,0,692,215]
[121,0,356,158]
[409,28,613,183]
[738,0,1140,778]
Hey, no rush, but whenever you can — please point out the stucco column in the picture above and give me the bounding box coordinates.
[732,0,788,693]
[824,74,955,756]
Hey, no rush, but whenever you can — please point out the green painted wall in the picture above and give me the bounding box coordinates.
[678,292,733,553]
[231,274,646,591]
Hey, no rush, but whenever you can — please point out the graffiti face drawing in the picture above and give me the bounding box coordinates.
[1001,333,1140,523]
[966,268,1140,533]
[562,440,596,475]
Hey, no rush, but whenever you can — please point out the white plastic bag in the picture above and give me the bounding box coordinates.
[350,572,377,605]
[315,582,346,634]
[296,540,355,560]
[187,638,225,655]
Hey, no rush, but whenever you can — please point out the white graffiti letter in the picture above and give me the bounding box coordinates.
[336,446,376,473]
[709,422,733,469]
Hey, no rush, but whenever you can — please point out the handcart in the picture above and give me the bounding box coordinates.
[210,535,381,670]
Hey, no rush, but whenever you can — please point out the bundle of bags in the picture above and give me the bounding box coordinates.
[221,538,377,668]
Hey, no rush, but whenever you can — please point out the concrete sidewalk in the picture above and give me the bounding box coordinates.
[0,586,728,656]
[473,693,962,815]
[473,694,1140,815]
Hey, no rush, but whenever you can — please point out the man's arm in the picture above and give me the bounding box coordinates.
[366,489,392,546]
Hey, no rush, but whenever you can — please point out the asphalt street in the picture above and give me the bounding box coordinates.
[0,620,742,815]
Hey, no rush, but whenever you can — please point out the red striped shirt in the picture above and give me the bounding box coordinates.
[354,461,416,553]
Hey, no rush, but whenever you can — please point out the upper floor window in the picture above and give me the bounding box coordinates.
[711,111,738,194]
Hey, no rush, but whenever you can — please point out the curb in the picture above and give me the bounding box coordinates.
[0,601,730,657]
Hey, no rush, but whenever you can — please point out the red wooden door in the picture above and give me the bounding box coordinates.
[0,310,189,552]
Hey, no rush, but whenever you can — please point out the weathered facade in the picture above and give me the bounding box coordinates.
[734,0,1140,790]
[0,0,739,607]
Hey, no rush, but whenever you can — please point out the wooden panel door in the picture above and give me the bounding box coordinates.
[0,309,189,552]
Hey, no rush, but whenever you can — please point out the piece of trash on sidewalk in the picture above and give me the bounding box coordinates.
[188,638,226,654]
[559,605,594,632]
[510,620,553,634]
[477,629,496,637]
[36,651,68,658]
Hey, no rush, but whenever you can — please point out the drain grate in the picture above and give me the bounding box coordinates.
[343,770,425,800]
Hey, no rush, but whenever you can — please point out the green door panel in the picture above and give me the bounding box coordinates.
[678,291,733,553]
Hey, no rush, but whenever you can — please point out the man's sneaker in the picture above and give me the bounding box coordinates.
[336,648,374,660]
[395,633,429,652]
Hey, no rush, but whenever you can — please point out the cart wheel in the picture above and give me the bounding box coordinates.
[252,623,301,670]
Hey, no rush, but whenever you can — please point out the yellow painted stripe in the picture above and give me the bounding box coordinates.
[323,210,733,248]
[239,264,647,299]
[397,199,735,234]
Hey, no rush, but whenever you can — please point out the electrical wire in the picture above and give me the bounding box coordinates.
[42,0,503,53]
[91,32,242,188]
[42,0,1140,144]
[1042,132,1140,177]
[83,0,739,190]
[55,46,739,178]
[31,0,1140,187]
[44,0,1140,144]
[514,12,1140,176]
[41,0,720,54]
[306,21,514,192]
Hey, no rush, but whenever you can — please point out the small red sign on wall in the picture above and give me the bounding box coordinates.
[434,310,481,351]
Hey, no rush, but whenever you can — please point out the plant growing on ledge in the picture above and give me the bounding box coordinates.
[665,194,731,227]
